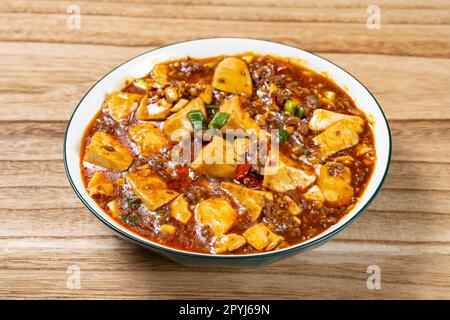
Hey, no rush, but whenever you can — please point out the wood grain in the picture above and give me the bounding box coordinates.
[0,0,449,300]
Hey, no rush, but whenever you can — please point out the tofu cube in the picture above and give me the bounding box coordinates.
[221,182,273,221]
[219,96,259,132]
[214,233,246,254]
[309,109,364,131]
[169,195,192,224]
[317,162,354,206]
[312,119,363,159]
[195,198,237,236]
[263,153,316,192]
[212,57,253,97]
[107,199,121,218]
[303,185,325,207]
[192,136,239,178]
[137,95,171,120]
[125,169,179,211]
[87,171,114,197]
[129,123,169,157]
[160,224,176,236]
[283,195,302,215]
[83,132,134,172]
[104,92,143,121]
[243,223,284,251]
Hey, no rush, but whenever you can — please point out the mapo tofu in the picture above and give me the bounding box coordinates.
[81,53,375,254]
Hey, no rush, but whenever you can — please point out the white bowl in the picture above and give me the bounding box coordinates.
[64,38,391,266]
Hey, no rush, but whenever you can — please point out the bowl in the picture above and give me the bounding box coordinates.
[64,38,391,266]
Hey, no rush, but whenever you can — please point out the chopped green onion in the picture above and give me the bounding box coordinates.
[206,104,219,109]
[278,129,289,143]
[187,110,206,130]
[128,216,138,224]
[134,79,148,89]
[208,112,230,129]
[125,197,142,211]
[296,107,305,118]
[120,214,138,224]
[284,100,297,114]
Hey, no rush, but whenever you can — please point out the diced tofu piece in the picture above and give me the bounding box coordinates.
[160,224,176,236]
[243,223,284,251]
[283,195,301,215]
[221,182,273,220]
[163,97,206,141]
[169,195,192,224]
[303,185,325,207]
[198,85,213,104]
[214,233,246,254]
[104,92,143,121]
[309,109,364,131]
[263,153,316,192]
[195,198,237,236]
[219,96,259,132]
[152,64,168,83]
[126,168,167,188]
[87,171,114,196]
[170,98,189,112]
[317,163,354,206]
[192,136,238,178]
[213,57,253,96]
[164,86,179,103]
[129,123,169,156]
[125,169,179,211]
[107,199,121,218]
[138,95,171,120]
[313,119,363,159]
[83,132,134,172]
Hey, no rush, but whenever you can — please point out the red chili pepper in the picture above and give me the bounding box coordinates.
[236,164,252,180]
[175,166,190,176]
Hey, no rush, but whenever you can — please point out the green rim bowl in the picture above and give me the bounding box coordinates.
[64,38,392,266]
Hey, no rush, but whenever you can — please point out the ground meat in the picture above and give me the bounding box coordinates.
[180,60,203,75]
[263,209,302,241]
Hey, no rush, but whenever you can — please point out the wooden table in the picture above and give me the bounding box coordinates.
[1,0,449,299]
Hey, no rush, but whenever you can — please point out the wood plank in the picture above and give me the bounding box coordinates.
[383,161,450,191]
[0,160,67,187]
[0,12,449,58]
[27,0,450,10]
[1,243,448,299]
[2,1,449,24]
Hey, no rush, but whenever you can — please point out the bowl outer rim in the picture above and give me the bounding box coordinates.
[64,37,392,260]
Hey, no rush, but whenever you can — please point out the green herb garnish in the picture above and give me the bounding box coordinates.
[207,112,230,129]
[187,110,206,131]
[278,129,289,143]
[125,197,142,211]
